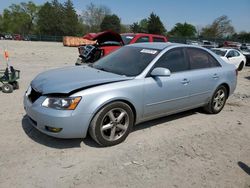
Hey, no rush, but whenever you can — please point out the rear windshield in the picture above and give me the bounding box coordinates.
[121,34,135,45]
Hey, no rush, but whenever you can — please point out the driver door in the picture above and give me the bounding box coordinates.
[143,47,191,119]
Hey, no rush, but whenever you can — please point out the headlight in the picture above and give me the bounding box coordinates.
[42,97,81,110]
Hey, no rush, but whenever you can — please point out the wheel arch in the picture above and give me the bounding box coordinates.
[219,83,230,99]
[89,98,138,127]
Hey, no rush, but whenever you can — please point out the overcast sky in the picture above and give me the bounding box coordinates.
[1,0,250,32]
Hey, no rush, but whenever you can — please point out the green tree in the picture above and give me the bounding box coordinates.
[130,22,140,33]
[130,19,148,33]
[0,1,39,34]
[147,12,166,35]
[62,0,80,35]
[201,15,235,38]
[81,3,111,32]
[170,22,196,37]
[100,14,121,33]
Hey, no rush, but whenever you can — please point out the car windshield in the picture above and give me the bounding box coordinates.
[121,34,135,45]
[92,46,160,76]
[211,49,227,57]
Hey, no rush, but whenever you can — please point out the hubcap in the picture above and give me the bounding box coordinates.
[213,89,226,111]
[100,108,129,141]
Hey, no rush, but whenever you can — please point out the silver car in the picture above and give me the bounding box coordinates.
[24,43,237,146]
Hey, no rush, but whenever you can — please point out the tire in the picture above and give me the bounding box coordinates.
[2,83,13,93]
[89,102,134,146]
[12,81,19,90]
[204,85,228,114]
[237,62,244,71]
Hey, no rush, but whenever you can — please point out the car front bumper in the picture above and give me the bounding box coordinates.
[23,95,92,139]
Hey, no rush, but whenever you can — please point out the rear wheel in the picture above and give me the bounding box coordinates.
[2,83,13,93]
[204,86,228,114]
[89,102,134,146]
[238,62,244,71]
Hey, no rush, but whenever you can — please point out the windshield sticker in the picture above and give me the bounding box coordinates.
[140,49,158,54]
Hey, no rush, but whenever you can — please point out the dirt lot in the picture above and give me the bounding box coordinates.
[0,40,250,188]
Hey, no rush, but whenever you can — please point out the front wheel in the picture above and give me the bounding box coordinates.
[89,102,134,146]
[204,86,228,114]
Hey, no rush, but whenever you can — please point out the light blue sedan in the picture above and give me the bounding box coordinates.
[24,43,237,146]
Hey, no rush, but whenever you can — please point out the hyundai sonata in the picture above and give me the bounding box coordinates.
[24,43,237,146]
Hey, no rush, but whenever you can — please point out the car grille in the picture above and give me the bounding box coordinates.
[28,88,42,103]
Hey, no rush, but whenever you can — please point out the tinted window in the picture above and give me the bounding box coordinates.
[135,36,150,43]
[154,48,188,73]
[227,50,235,58]
[121,34,135,45]
[187,48,220,69]
[93,46,160,76]
[211,49,227,57]
[153,37,165,42]
[233,50,240,56]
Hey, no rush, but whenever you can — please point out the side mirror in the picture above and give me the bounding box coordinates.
[226,54,232,59]
[151,67,171,77]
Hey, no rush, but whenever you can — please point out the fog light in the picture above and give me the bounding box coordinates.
[45,126,62,133]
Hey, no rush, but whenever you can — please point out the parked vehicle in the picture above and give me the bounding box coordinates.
[0,33,5,40]
[76,31,167,65]
[186,40,201,46]
[211,48,246,71]
[13,34,23,40]
[241,43,250,50]
[223,41,241,48]
[240,48,250,66]
[121,33,167,44]
[4,34,13,40]
[201,40,218,49]
[24,43,237,146]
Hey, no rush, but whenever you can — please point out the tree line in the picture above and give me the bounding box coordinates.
[0,0,249,41]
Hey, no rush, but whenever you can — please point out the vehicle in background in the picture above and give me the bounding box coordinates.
[240,48,250,66]
[186,40,201,46]
[241,43,250,50]
[13,34,23,40]
[201,40,218,49]
[76,31,167,65]
[223,41,241,48]
[211,48,246,71]
[24,43,237,146]
[4,34,13,40]
[0,33,5,40]
[121,33,167,44]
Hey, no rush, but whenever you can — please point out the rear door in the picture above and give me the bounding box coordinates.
[185,47,222,105]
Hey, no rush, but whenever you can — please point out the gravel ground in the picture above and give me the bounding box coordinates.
[0,40,250,188]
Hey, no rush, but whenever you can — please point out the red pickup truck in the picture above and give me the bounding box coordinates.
[76,31,167,65]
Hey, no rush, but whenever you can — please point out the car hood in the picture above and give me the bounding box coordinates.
[31,66,132,95]
[83,30,124,45]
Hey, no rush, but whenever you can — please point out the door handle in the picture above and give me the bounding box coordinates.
[181,78,190,84]
[213,74,219,79]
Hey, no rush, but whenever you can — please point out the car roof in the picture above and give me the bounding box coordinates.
[127,42,184,50]
[121,33,166,38]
